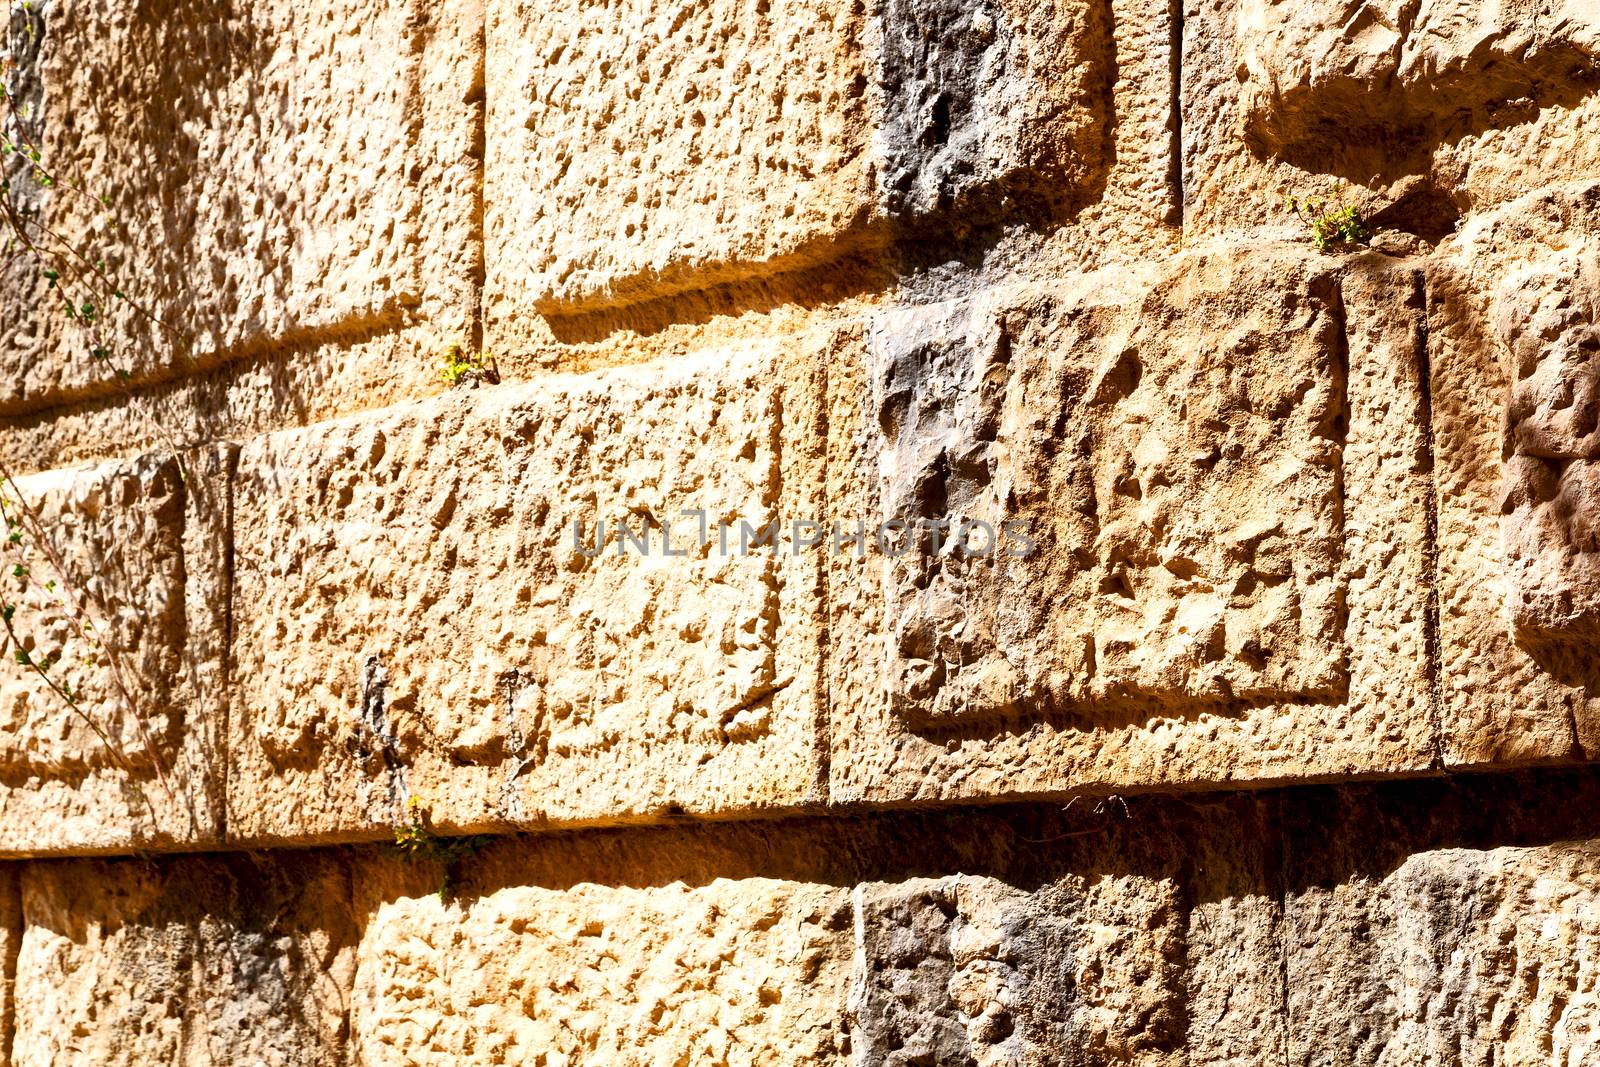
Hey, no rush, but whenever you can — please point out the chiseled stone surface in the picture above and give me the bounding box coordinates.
[0,0,479,407]
[228,338,827,844]
[831,244,1435,805]
[1184,0,1600,240]
[1428,180,1600,766]
[1236,0,1600,156]
[0,446,228,855]
[352,873,853,1065]
[3,776,1600,1064]
[10,852,356,1067]
[483,0,1107,329]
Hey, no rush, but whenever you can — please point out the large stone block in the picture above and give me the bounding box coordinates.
[830,245,1436,804]
[1428,180,1600,765]
[1281,783,1600,1066]
[351,871,852,1065]
[9,852,357,1067]
[850,875,1184,1066]
[0,0,479,408]
[483,0,1108,331]
[1182,0,1600,240]
[0,446,228,854]
[1236,0,1600,156]
[228,337,828,844]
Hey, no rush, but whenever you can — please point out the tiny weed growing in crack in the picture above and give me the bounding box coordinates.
[438,342,499,388]
[392,796,494,901]
[1285,184,1370,253]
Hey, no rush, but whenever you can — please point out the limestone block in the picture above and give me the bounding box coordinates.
[1237,0,1600,156]
[1428,180,1600,765]
[849,875,1185,1066]
[1285,836,1600,1066]
[1182,0,1600,239]
[831,244,1436,804]
[0,445,228,854]
[351,874,852,1065]
[0,0,480,408]
[228,337,827,844]
[483,0,1108,330]
[9,852,356,1067]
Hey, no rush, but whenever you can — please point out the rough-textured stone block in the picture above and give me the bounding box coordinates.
[0,0,480,408]
[831,245,1436,804]
[1236,0,1600,156]
[1281,783,1600,1067]
[0,446,228,854]
[483,0,1107,329]
[1429,180,1600,766]
[10,853,356,1067]
[352,872,852,1065]
[850,874,1183,1066]
[1183,0,1600,240]
[228,338,827,844]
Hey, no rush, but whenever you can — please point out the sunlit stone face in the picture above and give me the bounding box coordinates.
[1497,252,1600,648]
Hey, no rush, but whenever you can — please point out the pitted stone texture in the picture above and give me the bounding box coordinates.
[229,340,826,844]
[1497,252,1600,650]
[876,0,1108,221]
[352,874,852,1065]
[832,245,1435,804]
[0,0,479,407]
[0,446,228,854]
[483,0,1106,330]
[871,255,1343,723]
[1237,0,1600,155]
[10,853,356,1067]
[1428,181,1600,765]
[1282,785,1600,1067]
[850,875,1183,1066]
[1183,0,1600,240]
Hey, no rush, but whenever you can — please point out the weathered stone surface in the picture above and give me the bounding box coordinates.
[850,874,1182,1066]
[0,0,479,407]
[0,446,228,854]
[1184,0,1600,239]
[831,245,1435,804]
[10,852,356,1067]
[352,872,852,1065]
[1280,780,1600,1067]
[482,0,1107,330]
[1237,0,1600,156]
[1428,180,1600,765]
[228,339,827,844]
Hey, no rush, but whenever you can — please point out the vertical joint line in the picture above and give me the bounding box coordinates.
[1168,0,1185,228]
[1415,270,1445,770]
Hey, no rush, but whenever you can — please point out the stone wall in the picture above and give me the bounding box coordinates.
[0,0,1598,1061]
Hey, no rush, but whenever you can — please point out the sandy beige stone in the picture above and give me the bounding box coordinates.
[483,0,1108,335]
[228,337,828,844]
[0,445,228,855]
[1183,0,1600,242]
[352,874,852,1066]
[831,243,1436,805]
[10,852,356,1067]
[1428,180,1600,766]
[0,0,480,409]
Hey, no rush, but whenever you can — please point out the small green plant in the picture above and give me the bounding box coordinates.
[1285,184,1370,253]
[437,343,498,388]
[392,795,493,901]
